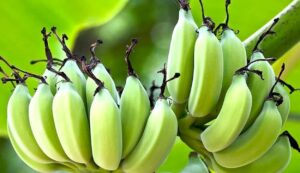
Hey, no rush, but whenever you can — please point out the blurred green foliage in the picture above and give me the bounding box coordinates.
[0,0,299,172]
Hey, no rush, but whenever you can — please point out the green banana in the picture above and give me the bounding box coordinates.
[213,99,282,168]
[188,25,223,117]
[166,0,197,104]
[57,59,87,103]
[7,84,52,163]
[244,51,275,129]
[275,82,290,125]
[51,27,87,103]
[120,39,151,158]
[52,81,92,164]
[42,69,57,94]
[215,29,247,112]
[8,129,75,173]
[86,63,119,110]
[209,135,291,173]
[29,83,69,162]
[90,88,122,171]
[122,98,178,173]
[244,18,279,129]
[86,40,120,112]
[180,152,209,173]
[201,73,252,152]
[214,0,247,113]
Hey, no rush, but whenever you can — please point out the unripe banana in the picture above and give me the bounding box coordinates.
[122,98,178,173]
[166,2,197,104]
[201,74,252,152]
[120,39,151,159]
[90,88,122,171]
[213,99,282,168]
[188,25,223,117]
[210,135,291,173]
[7,84,51,163]
[29,83,69,162]
[50,27,87,104]
[244,51,276,129]
[86,62,119,112]
[120,76,150,158]
[52,82,91,164]
[180,152,209,173]
[57,59,87,103]
[214,28,247,112]
[42,69,57,94]
[275,83,290,125]
[8,129,74,173]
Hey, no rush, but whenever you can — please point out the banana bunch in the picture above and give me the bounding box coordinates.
[0,27,179,173]
[170,0,299,172]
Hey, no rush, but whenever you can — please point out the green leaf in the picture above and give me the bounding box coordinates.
[0,0,128,136]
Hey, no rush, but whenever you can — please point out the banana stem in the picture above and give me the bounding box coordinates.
[171,102,187,118]
[244,0,300,59]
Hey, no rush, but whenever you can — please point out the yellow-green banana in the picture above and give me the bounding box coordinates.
[57,59,87,103]
[86,40,119,112]
[188,25,223,117]
[201,74,252,152]
[166,0,197,104]
[7,84,52,163]
[275,83,290,125]
[42,69,57,94]
[244,52,275,129]
[90,88,122,171]
[213,99,282,168]
[52,81,91,164]
[29,83,69,162]
[122,98,178,173]
[210,135,291,173]
[215,28,247,112]
[51,27,87,103]
[86,62,119,111]
[120,39,151,159]
[180,152,209,173]
[214,0,247,113]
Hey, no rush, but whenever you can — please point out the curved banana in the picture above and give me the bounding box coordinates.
[8,129,75,173]
[86,62,119,112]
[275,83,290,125]
[244,51,275,129]
[180,152,209,173]
[7,84,51,163]
[122,98,178,173]
[120,39,151,159]
[213,99,282,168]
[215,28,247,113]
[51,27,86,103]
[57,59,87,103]
[166,1,197,104]
[201,74,252,152]
[188,25,223,117]
[29,83,69,162]
[120,76,150,158]
[52,82,92,164]
[210,135,291,173]
[90,88,122,171]
[42,69,57,94]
